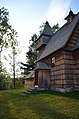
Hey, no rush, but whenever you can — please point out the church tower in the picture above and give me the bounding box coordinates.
[35,21,53,59]
[65,10,75,23]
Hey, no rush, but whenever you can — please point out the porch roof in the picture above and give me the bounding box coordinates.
[35,62,51,70]
[25,70,34,79]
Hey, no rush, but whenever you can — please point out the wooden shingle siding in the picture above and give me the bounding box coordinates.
[66,21,79,49]
[63,54,73,59]
[35,35,51,50]
[39,50,65,87]
[25,78,34,87]
[53,50,74,87]
[62,50,79,87]
[74,49,79,87]
[40,49,79,89]
[37,46,45,59]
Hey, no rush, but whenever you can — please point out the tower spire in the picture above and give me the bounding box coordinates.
[65,10,75,23]
[41,21,53,36]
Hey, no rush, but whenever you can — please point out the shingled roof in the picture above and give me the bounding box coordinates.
[35,21,53,43]
[41,21,53,36]
[38,13,79,61]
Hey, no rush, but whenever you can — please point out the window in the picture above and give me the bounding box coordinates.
[51,57,55,64]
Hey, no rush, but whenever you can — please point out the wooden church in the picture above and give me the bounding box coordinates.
[25,10,79,92]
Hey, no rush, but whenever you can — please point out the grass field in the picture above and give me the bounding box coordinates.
[0,89,79,119]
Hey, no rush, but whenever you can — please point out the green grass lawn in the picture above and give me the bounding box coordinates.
[0,89,79,119]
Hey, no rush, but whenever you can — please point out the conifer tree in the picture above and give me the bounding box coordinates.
[21,34,38,74]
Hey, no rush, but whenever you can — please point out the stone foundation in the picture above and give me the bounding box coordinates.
[50,87,79,92]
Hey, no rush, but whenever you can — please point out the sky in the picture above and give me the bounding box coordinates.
[0,0,79,72]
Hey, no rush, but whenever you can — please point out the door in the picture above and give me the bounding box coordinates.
[34,70,38,85]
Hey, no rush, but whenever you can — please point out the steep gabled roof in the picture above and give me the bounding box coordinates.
[38,13,79,61]
[41,21,53,36]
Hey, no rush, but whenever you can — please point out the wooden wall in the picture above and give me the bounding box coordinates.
[62,50,75,88]
[73,48,79,87]
[24,78,34,87]
[35,35,51,50]
[40,49,79,89]
[38,69,50,89]
[66,20,79,49]
[37,46,46,59]
[41,50,66,88]
[63,20,79,88]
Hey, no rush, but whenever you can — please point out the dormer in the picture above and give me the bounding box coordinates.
[35,21,53,50]
[65,10,75,23]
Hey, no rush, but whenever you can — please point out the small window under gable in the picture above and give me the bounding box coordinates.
[51,57,55,64]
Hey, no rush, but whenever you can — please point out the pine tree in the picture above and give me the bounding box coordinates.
[21,34,38,74]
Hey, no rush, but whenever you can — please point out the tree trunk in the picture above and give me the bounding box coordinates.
[13,47,16,89]
[0,50,2,72]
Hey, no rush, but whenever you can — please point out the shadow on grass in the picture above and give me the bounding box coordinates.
[25,96,75,119]
[0,91,17,119]
[0,89,79,119]
[37,90,79,100]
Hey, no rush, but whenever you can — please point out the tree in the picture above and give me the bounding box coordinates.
[39,23,59,34]
[29,34,38,51]
[52,23,59,33]
[39,22,45,35]
[0,66,11,90]
[0,7,11,71]
[21,34,38,74]
[0,7,22,89]
[10,29,18,89]
[4,29,19,89]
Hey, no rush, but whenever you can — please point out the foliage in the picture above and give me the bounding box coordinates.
[0,7,23,90]
[0,68,23,90]
[21,34,38,74]
[4,29,19,89]
[0,7,20,89]
[0,7,19,73]
[29,34,38,51]
[39,22,45,35]
[14,77,24,89]
[0,7,11,70]
[0,7,11,49]
[52,23,59,33]
[0,90,79,119]
[0,68,12,90]
[39,22,59,34]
